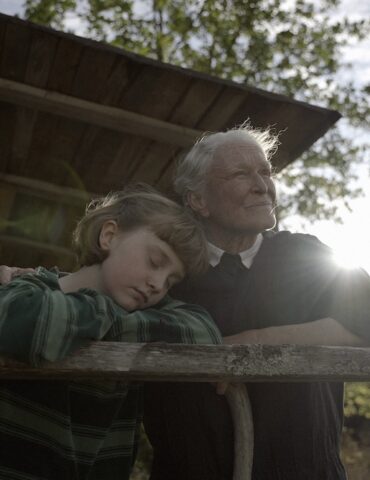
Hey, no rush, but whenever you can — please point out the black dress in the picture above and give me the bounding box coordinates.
[144,231,370,480]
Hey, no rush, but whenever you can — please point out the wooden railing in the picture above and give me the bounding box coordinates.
[1,342,369,381]
[1,343,369,480]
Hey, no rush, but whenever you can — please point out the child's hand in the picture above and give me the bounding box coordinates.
[0,266,35,285]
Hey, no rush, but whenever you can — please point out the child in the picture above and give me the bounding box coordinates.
[0,184,221,480]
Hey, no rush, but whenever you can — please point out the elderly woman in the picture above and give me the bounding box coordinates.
[144,124,370,480]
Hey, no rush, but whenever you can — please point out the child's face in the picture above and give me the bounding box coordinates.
[99,225,185,311]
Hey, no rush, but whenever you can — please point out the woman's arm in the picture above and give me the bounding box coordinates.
[224,317,368,347]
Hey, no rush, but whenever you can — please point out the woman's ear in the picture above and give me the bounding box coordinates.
[187,191,210,218]
[99,220,119,252]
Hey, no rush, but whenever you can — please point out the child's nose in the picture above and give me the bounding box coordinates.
[148,272,167,293]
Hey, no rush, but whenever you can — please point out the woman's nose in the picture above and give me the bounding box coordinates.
[251,173,268,193]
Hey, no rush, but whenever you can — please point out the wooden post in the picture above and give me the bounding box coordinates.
[226,384,254,480]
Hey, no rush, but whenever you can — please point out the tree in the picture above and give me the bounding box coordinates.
[22,0,369,222]
[15,4,370,476]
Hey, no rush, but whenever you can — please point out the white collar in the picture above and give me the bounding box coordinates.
[208,234,264,269]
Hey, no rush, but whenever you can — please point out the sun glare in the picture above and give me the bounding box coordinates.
[324,230,369,272]
[332,245,363,270]
[300,218,370,274]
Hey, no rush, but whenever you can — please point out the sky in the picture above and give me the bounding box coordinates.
[288,0,370,273]
[285,0,370,273]
[0,0,369,272]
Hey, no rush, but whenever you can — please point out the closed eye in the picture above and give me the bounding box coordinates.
[148,246,168,270]
[149,256,162,269]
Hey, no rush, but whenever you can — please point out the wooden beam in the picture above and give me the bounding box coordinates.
[0,172,92,207]
[1,343,370,382]
[0,234,74,259]
[0,77,203,147]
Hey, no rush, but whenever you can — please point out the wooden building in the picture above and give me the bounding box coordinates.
[0,13,340,270]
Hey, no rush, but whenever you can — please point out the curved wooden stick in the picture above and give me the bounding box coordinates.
[225,384,254,480]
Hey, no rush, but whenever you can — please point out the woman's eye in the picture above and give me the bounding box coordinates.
[230,171,247,179]
[259,167,273,177]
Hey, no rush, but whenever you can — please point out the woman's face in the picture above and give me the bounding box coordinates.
[193,140,276,243]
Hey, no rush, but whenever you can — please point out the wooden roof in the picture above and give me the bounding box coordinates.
[0,13,341,270]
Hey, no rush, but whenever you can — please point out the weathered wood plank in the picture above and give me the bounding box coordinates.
[0,234,75,260]
[153,77,223,189]
[0,165,92,207]
[47,38,83,93]
[0,101,16,172]
[11,107,38,173]
[102,134,152,190]
[11,30,59,172]
[73,127,127,188]
[0,238,76,271]
[71,48,117,102]
[0,78,202,148]
[0,22,30,81]
[170,77,223,127]
[196,87,247,131]
[0,343,369,382]
[0,184,16,228]
[129,142,178,185]
[118,64,191,120]
[68,55,140,178]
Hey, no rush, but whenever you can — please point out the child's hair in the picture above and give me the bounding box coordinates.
[73,183,208,276]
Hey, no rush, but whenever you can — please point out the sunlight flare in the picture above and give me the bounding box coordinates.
[332,247,363,270]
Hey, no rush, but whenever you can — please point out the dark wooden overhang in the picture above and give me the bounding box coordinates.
[0,13,341,269]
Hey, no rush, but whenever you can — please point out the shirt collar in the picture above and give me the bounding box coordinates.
[208,233,263,269]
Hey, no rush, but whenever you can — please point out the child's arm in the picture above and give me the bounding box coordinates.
[0,269,220,367]
[0,270,118,366]
[108,296,222,345]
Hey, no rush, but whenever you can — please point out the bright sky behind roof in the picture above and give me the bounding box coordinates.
[0,0,369,273]
[283,0,370,273]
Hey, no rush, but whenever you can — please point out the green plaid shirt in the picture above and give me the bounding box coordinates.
[0,268,221,480]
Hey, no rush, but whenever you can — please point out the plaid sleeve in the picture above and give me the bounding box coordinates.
[0,274,115,366]
[108,296,222,345]
[0,274,221,367]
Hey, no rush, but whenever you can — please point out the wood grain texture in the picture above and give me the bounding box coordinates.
[0,343,369,381]
[0,78,202,147]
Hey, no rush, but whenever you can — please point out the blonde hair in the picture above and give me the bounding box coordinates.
[73,183,208,276]
[174,121,279,204]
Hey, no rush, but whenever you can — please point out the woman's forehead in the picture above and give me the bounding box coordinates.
[212,141,268,169]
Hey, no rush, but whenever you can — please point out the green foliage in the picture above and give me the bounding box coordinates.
[24,0,77,29]
[345,383,370,419]
[21,0,370,221]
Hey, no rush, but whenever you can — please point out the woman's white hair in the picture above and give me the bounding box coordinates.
[174,121,279,205]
